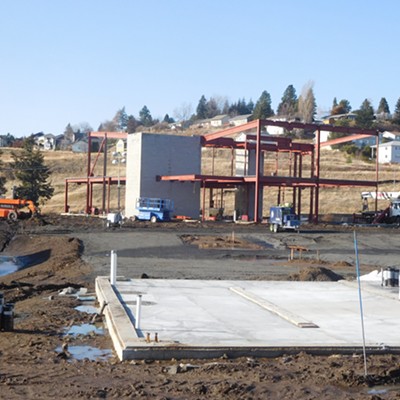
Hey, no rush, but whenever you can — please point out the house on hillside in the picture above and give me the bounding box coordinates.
[372,141,400,164]
[229,114,252,127]
[32,132,57,150]
[210,115,230,128]
[382,131,400,141]
[72,138,100,153]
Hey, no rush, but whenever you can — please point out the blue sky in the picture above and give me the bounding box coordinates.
[1,0,399,137]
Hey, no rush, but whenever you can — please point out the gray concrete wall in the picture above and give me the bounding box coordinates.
[125,133,201,219]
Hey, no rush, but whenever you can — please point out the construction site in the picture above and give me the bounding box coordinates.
[2,120,400,398]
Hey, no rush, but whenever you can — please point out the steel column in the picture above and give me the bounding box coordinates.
[64,180,69,213]
[102,134,108,214]
[253,120,262,222]
[314,129,321,223]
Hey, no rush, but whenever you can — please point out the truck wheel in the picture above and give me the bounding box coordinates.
[8,211,17,222]
[269,224,274,232]
[150,215,157,223]
[273,224,278,233]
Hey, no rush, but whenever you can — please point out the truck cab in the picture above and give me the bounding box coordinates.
[269,205,300,233]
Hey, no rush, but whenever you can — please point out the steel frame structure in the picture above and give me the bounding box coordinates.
[64,131,127,214]
[159,119,380,222]
[65,121,380,222]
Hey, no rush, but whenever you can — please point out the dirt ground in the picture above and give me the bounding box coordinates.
[2,215,400,399]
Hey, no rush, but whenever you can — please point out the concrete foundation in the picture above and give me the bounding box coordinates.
[96,277,400,361]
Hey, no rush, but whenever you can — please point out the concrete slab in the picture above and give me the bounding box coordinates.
[96,277,400,361]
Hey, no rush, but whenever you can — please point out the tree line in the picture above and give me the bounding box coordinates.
[87,83,400,136]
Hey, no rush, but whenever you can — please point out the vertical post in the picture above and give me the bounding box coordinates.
[107,177,111,214]
[110,250,117,286]
[375,132,379,212]
[309,147,315,222]
[201,180,206,222]
[135,294,142,330]
[102,134,108,214]
[254,120,262,222]
[297,154,303,216]
[64,180,69,213]
[86,134,92,214]
[314,129,321,223]
[117,158,121,211]
[212,147,215,175]
[292,153,297,209]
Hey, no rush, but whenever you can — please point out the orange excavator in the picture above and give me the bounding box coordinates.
[0,199,37,221]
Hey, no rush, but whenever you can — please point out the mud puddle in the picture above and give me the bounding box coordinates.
[56,345,113,361]
[75,304,98,314]
[0,257,20,276]
[65,323,104,336]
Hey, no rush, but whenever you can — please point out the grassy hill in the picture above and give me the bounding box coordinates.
[2,142,400,218]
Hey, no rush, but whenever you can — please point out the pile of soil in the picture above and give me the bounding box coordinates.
[289,266,344,282]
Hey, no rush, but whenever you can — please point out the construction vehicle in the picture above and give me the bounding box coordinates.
[133,197,173,223]
[355,192,400,224]
[0,198,37,221]
[269,204,300,233]
[106,212,123,228]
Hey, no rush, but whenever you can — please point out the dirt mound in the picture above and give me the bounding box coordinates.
[289,266,344,281]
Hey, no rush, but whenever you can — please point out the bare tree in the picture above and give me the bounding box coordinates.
[298,81,316,123]
[173,102,193,122]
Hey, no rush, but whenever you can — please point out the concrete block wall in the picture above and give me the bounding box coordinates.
[125,133,201,219]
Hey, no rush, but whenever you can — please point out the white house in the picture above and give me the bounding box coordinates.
[382,131,400,141]
[229,114,252,126]
[374,141,400,164]
[210,114,230,127]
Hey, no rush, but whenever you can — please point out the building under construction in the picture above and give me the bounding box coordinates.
[64,119,380,222]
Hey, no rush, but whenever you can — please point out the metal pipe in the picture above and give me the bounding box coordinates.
[135,294,142,330]
[110,250,117,286]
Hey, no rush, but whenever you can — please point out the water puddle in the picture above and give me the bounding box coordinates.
[65,323,104,336]
[75,304,98,314]
[56,345,112,361]
[368,384,400,395]
[0,258,20,277]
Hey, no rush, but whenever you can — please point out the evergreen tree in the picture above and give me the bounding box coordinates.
[163,114,174,123]
[355,99,375,128]
[277,85,298,117]
[139,105,153,127]
[205,97,220,118]
[196,95,208,119]
[393,98,400,125]
[247,99,254,113]
[126,115,139,133]
[113,107,128,131]
[377,97,390,116]
[253,91,274,119]
[332,97,338,111]
[10,137,54,206]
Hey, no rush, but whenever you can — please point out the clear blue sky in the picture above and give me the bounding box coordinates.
[1,0,399,137]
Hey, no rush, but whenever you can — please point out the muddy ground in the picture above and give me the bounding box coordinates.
[1,215,400,399]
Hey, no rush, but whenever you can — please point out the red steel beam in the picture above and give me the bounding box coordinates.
[89,131,127,139]
[203,120,259,142]
[321,133,377,147]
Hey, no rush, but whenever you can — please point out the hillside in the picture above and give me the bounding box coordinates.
[1,144,400,218]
